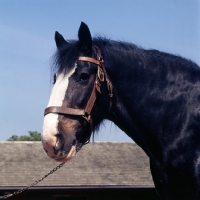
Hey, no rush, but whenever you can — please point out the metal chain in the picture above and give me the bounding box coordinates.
[0,162,66,199]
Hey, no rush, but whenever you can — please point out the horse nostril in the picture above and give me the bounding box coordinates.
[54,133,64,153]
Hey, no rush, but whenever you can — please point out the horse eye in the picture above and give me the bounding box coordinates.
[80,73,90,82]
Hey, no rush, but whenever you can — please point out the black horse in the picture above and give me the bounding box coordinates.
[41,22,200,199]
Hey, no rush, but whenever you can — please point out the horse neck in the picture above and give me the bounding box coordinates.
[103,44,160,157]
[100,42,200,162]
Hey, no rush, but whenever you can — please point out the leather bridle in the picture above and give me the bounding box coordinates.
[44,46,113,139]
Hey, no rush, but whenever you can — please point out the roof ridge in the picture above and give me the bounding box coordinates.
[0,141,135,144]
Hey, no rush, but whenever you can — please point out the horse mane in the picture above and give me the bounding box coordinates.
[52,35,199,81]
[93,36,144,60]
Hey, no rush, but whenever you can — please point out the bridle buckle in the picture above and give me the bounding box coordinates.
[97,67,104,82]
[82,115,91,122]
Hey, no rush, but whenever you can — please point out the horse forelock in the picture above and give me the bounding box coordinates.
[52,40,80,76]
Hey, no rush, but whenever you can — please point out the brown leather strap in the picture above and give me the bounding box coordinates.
[95,47,113,109]
[44,106,85,116]
[84,81,97,116]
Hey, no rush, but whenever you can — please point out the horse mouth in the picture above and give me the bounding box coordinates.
[53,140,86,162]
[54,145,76,162]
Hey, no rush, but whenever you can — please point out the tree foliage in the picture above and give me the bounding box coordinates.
[7,131,41,141]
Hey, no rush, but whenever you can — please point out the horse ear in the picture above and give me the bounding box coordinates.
[78,22,92,55]
[55,31,67,48]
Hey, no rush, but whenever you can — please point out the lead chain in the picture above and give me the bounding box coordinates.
[0,162,66,199]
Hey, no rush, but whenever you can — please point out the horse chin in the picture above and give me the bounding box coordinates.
[54,145,76,162]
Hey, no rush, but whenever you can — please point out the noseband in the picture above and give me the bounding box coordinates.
[44,47,113,140]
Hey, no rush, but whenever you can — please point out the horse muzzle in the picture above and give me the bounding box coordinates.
[41,134,77,162]
[41,111,92,162]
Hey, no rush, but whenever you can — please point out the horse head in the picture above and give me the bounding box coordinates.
[41,22,113,162]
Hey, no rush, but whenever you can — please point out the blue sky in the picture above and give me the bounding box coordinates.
[0,0,199,141]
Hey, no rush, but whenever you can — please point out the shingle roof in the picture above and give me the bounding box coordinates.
[0,142,154,187]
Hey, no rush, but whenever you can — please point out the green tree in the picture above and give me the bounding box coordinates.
[7,131,41,141]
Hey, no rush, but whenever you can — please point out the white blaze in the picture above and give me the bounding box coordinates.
[42,67,76,147]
